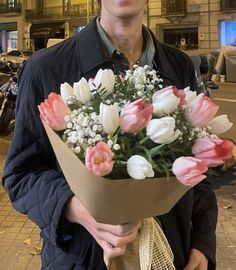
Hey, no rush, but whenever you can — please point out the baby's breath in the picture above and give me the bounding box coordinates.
[63,107,105,155]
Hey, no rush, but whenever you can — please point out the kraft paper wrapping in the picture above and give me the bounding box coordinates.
[42,121,190,225]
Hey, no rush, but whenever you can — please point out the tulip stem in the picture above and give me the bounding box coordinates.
[135,145,152,162]
[120,161,127,165]
[149,144,165,158]
[116,160,127,166]
[139,136,149,145]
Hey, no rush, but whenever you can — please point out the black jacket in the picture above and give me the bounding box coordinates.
[2,20,217,270]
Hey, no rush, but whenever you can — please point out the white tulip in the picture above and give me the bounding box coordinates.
[184,87,197,105]
[210,115,233,134]
[60,82,73,102]
[93,69,115,97]
[73,77,91,104]
[127,155,154,180]
[183,86,190,91]
[146,117,181,144]
[152,89,180,116]
[99,103,120,135]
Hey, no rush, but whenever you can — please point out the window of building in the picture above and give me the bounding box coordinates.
[36,0,44,13]
[8,31,17,51]
[220,21,236,46]
[221,0,236,10]
[7,0,17,8]
[161,0,186,15]
[163,28,198,50]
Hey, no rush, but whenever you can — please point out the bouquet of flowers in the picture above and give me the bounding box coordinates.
[38,65,234,269]
[39,65,233,183]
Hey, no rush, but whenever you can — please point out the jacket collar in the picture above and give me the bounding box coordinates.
[75,19,111,77]
[75,19,177,86]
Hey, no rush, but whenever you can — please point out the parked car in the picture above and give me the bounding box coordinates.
[0,50,34,71]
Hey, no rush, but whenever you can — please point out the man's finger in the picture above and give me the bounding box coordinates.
[98,227,139,247]
[184,249,208,270]
[102,241,127,258]
[183,259,198,270]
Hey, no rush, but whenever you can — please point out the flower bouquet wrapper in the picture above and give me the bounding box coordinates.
[43,120,190,224]
[39,64,234,269]
[105,217,176,270]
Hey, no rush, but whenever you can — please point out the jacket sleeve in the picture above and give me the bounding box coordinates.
[2,59,93,263]
[191,177,218,269]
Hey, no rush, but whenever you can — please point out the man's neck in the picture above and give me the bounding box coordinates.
[100,15,143,68]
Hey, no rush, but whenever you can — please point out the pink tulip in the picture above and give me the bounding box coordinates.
[172,157,208,186]
[192,138,234,167]
[38,92,71,131]
[85,142,114,176]
[172,86,186,106]
[120,99,153,133]
[186,93,219,127]
[162,85,186,106]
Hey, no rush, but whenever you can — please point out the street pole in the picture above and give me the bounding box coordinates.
[208,0,211,49]
[87,0,90,24]
[146,1,150,28]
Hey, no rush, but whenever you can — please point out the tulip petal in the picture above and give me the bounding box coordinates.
[38,93,71,130]
[172,156,208,186]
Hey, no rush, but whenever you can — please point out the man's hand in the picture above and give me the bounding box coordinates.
[64,196,140,259]
[184,248,208,270]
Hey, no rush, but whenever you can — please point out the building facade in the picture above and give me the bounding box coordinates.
[0,0,24,52]
[148,0,236,52]
[0,0,235,53]
[24,0,99,51]
[0,0,99,52]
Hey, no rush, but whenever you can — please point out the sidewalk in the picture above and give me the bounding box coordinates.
[0,134,236,269]
[215,182,236,269]
[0,186,42,270]
[0,134,42,270]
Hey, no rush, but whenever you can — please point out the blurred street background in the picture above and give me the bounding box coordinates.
[0,82,235,269]
[1,1,236,269]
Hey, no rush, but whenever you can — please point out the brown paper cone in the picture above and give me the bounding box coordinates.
[42,121,190,225]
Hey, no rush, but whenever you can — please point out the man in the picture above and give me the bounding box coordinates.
[2,0,217,269]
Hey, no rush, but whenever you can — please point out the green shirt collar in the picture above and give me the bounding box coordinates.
[96,17,155,68]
